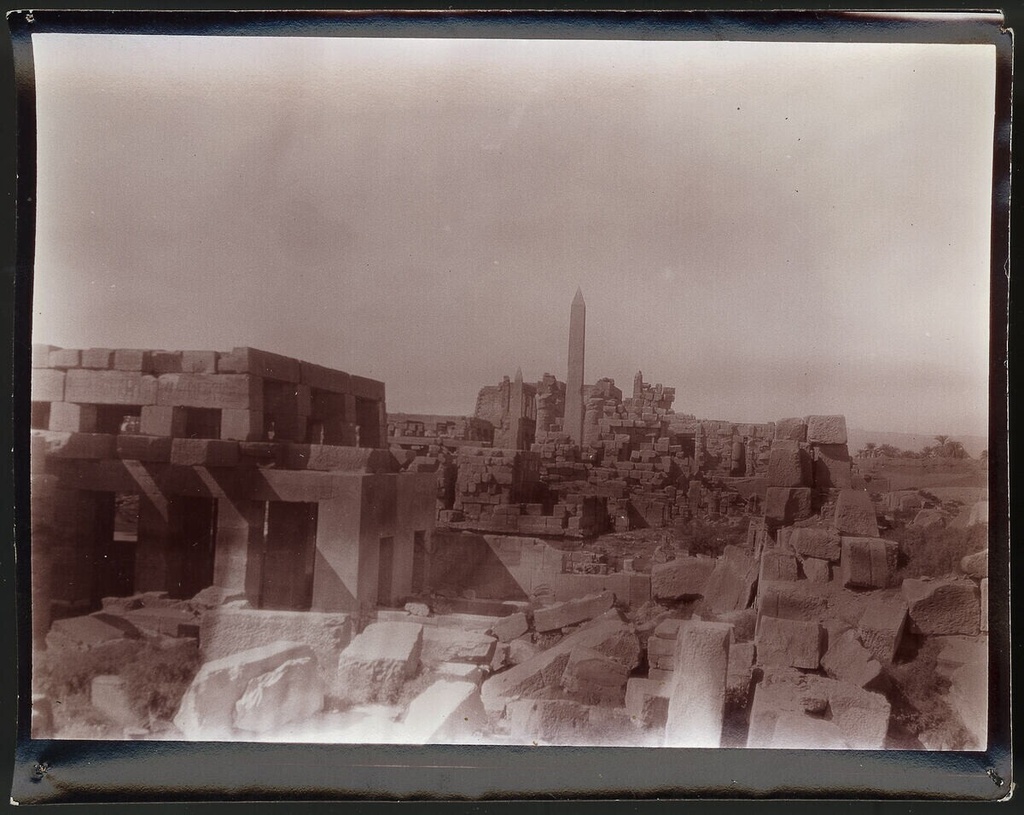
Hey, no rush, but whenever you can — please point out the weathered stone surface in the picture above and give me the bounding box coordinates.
[766,441,811,488]
[220,409,265,442]
[404,602,431,617]
[646,631,677,670]
[421,626,496,666]
[233,656,325,733]
[757,581,830,626]
[80,348,114,369]
[490,612,529,643]
[625,677,669,729]
[774,418,807,442]
[506,698,594,744]
[760,550,799,583]
[812,443,853,490]
[334,622,424,704]
[174,641,313,739]
[481,617,640,713]
[702,546,758,614]
[790,527,842,562]
[506,638,541,666]
[664,621,731,748]
[35,431,115,460]
[653,618,685,641]
[150,351,183,375]
[47,348,81,369]
[170,438,240,467]
[48,402,98,433]
[755,616,822,670]
[190,586,247,609]
[122,606,199,638]
[857,595,908,663]
[748,668,890,749]
[140,405,187,437]
[840,537,897,589]
[115,434,173,462]
[902,579,980,636]
[64,369,157,405]
[650,557,717,600]
[561,646,630,704]
[91,675,143,727]
[181,350,218,373]
[533,591,615,632]
[434,661,485,685]
[806,415,847,445]
[400,680,487,744]
[156,373,262,410]
[218,347,301,382]
[46,613,141,650]
[764,487,813,526]
[821,628,882,688]
[802,557,831,583]
[960,549,988,579]
[32,368,66,402]
[912,508,947,529]
[832,490,878,537]
[113,349,152,371]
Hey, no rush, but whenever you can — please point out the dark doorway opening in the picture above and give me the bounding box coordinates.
[259,502,317,610]
[95,404,142,434]
[355,397,382,448]
[91,492,138,606]
[411,530,427,594]
[377,536,395,606]
[171,496,218,599]
[184,407,222,440]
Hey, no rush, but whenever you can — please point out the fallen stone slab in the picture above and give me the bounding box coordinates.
[189,586,248,609]
[664,621,731,748]
[123,607,200,638]
[840,537,897,589]
[764,487,813,526]
[625,677,669,729]
[561,646,630,705]
[802,557,831,583]
[334,622,424,704]
[234,655,325,733]
[789,527,841,562]
[806,415,847,445]
[902,578,980,636]
[759,550,799,583]
[650,557,717,600]
[755,616,822,670]
[856,595,908,663]
[506,698,594,744]
[912,508,947,529]
[490,612,529,643]
[757,581,829,625]
[765,441,811,488]
[832,490,879,537]
[507,638,541,666]
[174,640,314,739]
[702,546,759,614]
[399,680,487,744]
[652,618,685,641]
[421,626,497,666]
[821,628,883,688]
[533,591,615,632]
[481,617,640,714]
[960,549,988,580]
[434,661,486,685]
[45,613,142,650]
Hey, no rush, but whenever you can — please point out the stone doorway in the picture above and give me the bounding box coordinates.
[259,501,317,610]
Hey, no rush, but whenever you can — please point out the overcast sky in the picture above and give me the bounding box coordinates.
[31,34,996,437]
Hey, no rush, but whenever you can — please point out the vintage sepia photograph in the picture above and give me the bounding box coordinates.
[22,15,1003,758]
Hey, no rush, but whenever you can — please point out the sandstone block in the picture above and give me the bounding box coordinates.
[561,645,630,705]
[150,351,183,375]
[32,343,58,368]
[421,626,496,666]
[506,698,593,744]
[334,622,423,704]
[757,581,829,625]
[960,549,988,579]
[481,618,639,713]
[79,348,114,369]
[218,346,301,383]
[760,550,799,583]
[91,675,143,727]
[832,489,878,537]
[400,680,487,744]
[300,361,352,394]
[703,546,759,613]
[173,641,313,739]
[802,557,831,583]
[840,537,896,589]
[625,677,669,729]
[284,445,397,473]
[650,557,717,600]
[233,655,325,733]
[821,628,882,688]
[170,438,240,467]
[765,441,811,488]
[790,527,841,561]
[48,402,98,433]
[763,711,850,749]
[764,487,812,526]
[901,579,980,636]
[220,409,265,441]
[435,662,485,685]
[664,621,731,747]
[806,415,847,445]
[533,591,615,632]
[140,405,187,437]
[857,596,908,662]
[64,369,157,405]
[756,616,822,670]
[32,369,65,402]
[123,606,199,638]
[157,373,262,410]
[48,348,81,369]
[115,434,173,462]
[812,443,853,490]
[774,418,807,442]
[912,508,947,529]
[36,431,115,460]
[181,351,219,373]
[113,349,152,371]
[490,612,528,643]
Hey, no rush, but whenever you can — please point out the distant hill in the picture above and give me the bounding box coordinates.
[847,428,988,459]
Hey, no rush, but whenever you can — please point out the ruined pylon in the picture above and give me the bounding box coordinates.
[564,287,586,445]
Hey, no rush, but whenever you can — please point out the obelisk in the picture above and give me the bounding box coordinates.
[565,287,586,445]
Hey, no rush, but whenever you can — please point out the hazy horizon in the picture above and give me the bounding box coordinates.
[31,35,996,438]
